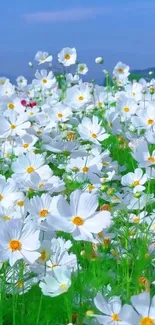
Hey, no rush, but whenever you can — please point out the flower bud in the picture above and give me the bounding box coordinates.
[95,57,104,64]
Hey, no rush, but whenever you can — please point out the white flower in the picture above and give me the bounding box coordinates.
[0,219,40,266]
[16,76,27,88]
[91,293,130,324]
[28,62,33,67]
[33,70,56,89]
[78,116,109,144]
[113,62,130,79]
[11,152,52,181]
[39,266,71,297]
[35,51,53,65]
[47,190,112,242]
[77,64,88,75]
[58,47,77,66]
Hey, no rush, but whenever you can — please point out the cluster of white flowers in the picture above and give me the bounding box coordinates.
[1,47,155,323]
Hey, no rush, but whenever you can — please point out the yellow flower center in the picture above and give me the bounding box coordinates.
[60,283,67,291]
[39,209,48,218]
[27,166,35,173]
[117,68,123,73]
[23,143,29,148]
[10,124,16,129]
[16,280,24,288]
[112,314,120,321]
[64,54,71,60]
[17,200,24,207]
[82,166,89,173]
[140,317,154,325]
[8,103,14,109]
[91,133,97,138]
[132,180,140,186]
[8,239,22,251]
[133,217,140,223]
[88,184,95,191]
[147,157,155,163]
[98,232,103,238]
[67,131,76,140]
[57,113,63,118]
[104,237,110,245]
[98,101,103,107]
[42,79,47,83]
[72,216,84,226]
[40,250,47,261]
[30,112,34,116]
[3,216,10,220]
[38,183,44,189]
[79,66,85,71]
[78,95,84,101]
[0,194,3,201]
[123,107,130,112]
[147,119,154,125]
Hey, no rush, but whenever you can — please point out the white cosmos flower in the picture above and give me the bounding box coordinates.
[64,84,92,109]
[28,193,59,224]
[14,134,38,156]
[58,47,77,66]
[16,76,27,88]
[0,219,40,266]
[33,70,56,89]
[35,51,53,65]
[78,116,109,144]
[120,292,155,324]
[47,190,112,242]
[39,266,71,297]
[0,112,30,138]
[77,63,88,75]
[11,152,52,181]
[0,176,21,208]
[121,168,147,188]
[91,293,130,325]
[113,62,130,80]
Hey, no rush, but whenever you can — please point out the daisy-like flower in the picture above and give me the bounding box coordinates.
[35,51,53,65]
[0,111,30,138]
[0,176,21,209]
[0,219,40,266]
[39,266,71,297]
[116,97,136,120]
[121,168,147,191]
[14,134,38,156]
[16,76,27,88]
[28,193,59,224]
[11,152,52,181]
[77,63,88,75]
[132,102,155,129]
[58,47,77,66]
[64,84,92,109]
[120,292,155,324]
[47,190,112,242]
[78,116,109,144]
[91,293,129,324]
[33,70,56,89]
[113,62,130,80]
[132,140,155,168]
[45,102,72,123]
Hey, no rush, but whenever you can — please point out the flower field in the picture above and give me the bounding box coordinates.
[0,48,155,325]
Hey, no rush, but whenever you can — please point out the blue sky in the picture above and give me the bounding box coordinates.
[0,0,155,80]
